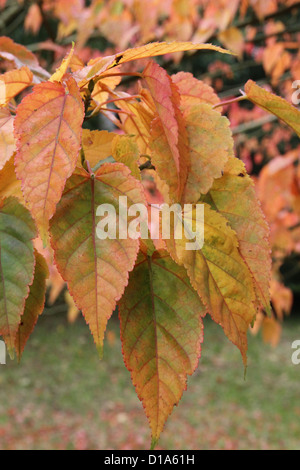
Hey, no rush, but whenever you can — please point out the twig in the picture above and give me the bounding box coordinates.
[232,114,278,135]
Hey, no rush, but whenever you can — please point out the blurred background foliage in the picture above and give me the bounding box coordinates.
[0,0,300,450]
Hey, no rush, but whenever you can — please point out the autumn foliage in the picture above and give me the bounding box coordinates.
[0,0,300,447]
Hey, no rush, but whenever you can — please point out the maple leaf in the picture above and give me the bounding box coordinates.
[245,80,300,137]
[50,163,147,356]
[13,249,48,361]
[202,156,271,314]
[14,77,84,242]
[164,203,257,364]
[119,249,205,447]
[0,197,36,354]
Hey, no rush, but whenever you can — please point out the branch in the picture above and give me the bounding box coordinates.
[232,114,278,135]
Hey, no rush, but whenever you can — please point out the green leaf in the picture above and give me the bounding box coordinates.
[0,196,36,354]
[119,249,205,444]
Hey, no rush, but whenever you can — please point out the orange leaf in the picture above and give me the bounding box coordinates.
[181,103,233,203]
[0,36,49,82]
[172,71,221,111]
[143,62,189,203]
[14,77,84,242]
[85,41,233,80]
[50,163,147,356]
[0,66,33,107]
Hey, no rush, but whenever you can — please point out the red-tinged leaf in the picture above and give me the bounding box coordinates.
[0,197,36,354]
[143,62,189,203]
[0,36,49,82]
[0,66,33,107]
[0,36,38,67]
[50,163,147,356]
[181,103,234,203]
[0,108,16,170]
[14,77,84,242]
[14,249,48,361]
[202,157,271,314]
[245,80,300,137]
[164,203,257,365]
[119,250,205,446]
[172,71,221,110]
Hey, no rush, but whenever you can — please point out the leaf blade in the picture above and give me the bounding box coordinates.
[0,197,36,352]
[245,80,300,137]
[14,77,84,241]
[50,163,147,355]
[119,250,205,443]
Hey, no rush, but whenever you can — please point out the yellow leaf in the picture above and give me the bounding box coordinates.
[0,108,16,169]
[218,27,244,59]
[164,203,257,364]
[50,44,75,83]
[81,129,118,168]
[112,135,141,180]
[245,80,300,137]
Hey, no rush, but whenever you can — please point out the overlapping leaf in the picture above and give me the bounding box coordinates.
[0,36,50,82]
[0,108,16,169]
[14,77,84,241]
[164,203,257,364]
[180,103,234,203]
[50,163,147,355]
[86,41,232,80]
[0,155,23,201]
[112,135,141,180]
[172,72,221,111]
[13,249,48,361]
[81,129,117,168]
[202,157,271,314]
[0,196,36,353]
[119,249,205,446]
[143,61,189,203]
[245,80,300,137]
[0,67,33,107]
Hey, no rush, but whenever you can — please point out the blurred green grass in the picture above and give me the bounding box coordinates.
[0,312,300,450]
